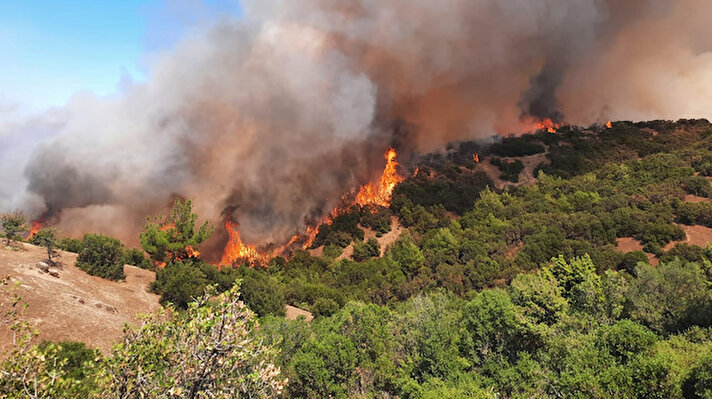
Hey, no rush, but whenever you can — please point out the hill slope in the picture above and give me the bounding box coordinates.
[0,243,159,354]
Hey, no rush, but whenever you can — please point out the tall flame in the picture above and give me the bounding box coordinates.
[28,220,43,239]
[606,120,613,128]
[220,219,270,267]
[355,148,404,207]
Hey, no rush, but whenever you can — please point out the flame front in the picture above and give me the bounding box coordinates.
[355,148,404,207]
[28,220,43,239]
[473,153,480,163]
[535,118,560,133]
[606,120,612,128]
[220,219,270,267]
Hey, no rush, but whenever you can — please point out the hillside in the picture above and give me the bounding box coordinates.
[0,243,159,354]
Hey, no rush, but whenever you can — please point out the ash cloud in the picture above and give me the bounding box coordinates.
[2,0,712,252]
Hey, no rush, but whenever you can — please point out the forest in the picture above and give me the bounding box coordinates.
[3,119,712,398]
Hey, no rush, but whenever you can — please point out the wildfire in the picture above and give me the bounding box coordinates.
[28,220,43,239]
[535,118,560,133]
[355,148,404,207]
[185,245,200,258]
[473,153,480,163]
[606,120,613,128]
[220,219,271,267]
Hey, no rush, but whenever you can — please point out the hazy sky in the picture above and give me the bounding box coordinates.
[0,0,240,112]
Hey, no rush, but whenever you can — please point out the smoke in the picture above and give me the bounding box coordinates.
[2,0,712,253]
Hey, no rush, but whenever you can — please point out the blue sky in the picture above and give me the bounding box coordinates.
[0,0,240,111]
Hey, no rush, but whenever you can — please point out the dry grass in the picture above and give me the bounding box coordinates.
[0,242,160,354]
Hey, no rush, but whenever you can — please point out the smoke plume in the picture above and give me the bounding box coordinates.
[2,0,712,254]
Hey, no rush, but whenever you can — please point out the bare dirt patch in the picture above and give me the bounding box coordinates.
[337,217,404,261]
[476,152,550,190]
[664,224,712,252]
[0,243,160,354]
[684,194,709,203]
[285,304,313,322]
[616,237,658,265]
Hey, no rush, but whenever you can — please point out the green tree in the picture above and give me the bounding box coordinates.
[76,234,126,281]
[105,284,286,398]
[0,211,27,246]
[140,199,213,265]
[388,234,425,275]
[29,228,59,264]
[684,349,712,399]
[240,272,286,317]
[352,238,380,262]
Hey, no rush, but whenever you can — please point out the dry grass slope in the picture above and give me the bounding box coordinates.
[0,243,160,354]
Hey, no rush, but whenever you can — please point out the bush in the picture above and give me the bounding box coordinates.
[312,297,340,318]
[240,272,286,317]
[76,234,126,281]
[352,238,380,262]
[58,237,83,253]
[490,137,546,157]
[123,247,153,270]
[1,211,27,246]
[619,251,649,275]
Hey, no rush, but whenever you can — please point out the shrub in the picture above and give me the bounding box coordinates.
[619,251,649,275]
[490,137,546,157]
[76,234,126,281]
[352,238,381,262]
[240,272,286,317]
[58,237,83,253]
[122,247,153,270]
[0,211,27,246]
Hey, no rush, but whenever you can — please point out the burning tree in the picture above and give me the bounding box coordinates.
[140,199,214,267]
[0,211,27,246]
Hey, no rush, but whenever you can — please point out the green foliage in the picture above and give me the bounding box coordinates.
[490,137,546,157]
[0,211,27,246]
[352,237,380,262]
[491,157,525,182]
[58,237,83,253]
[104,284,286,397]
[684,349,712,399]
[626,260,712,333]
[140,199,213,264]
[619,250,649,275]
[240,270,286,317]
[76,233,126,281]
[29,228,59,264]
[122,247,153,269]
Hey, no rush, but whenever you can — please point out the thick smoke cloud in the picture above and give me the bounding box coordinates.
[1,0,712,254]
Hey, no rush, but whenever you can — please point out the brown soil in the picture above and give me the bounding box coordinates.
[285,304,313,322]
[337,216,404,261]
[0,243,160,354]
[684,194,709,203]
[477,152,550,190]
[663,224,712,251]
[615,237,658,265]
[616,224,712,267]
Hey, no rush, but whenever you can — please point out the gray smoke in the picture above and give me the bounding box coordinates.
[1,0,711,252]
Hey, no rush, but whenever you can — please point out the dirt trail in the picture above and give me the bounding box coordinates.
[0,243,160,354]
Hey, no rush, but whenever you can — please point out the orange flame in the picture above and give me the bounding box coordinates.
[159,222,176,232]
[606,120,612,128]
[473,153,480,163]
[220,219,270,267]
[535,118,560,133]
[355,148,404,207]
[185,245,200,258]
[28,220,43,239]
